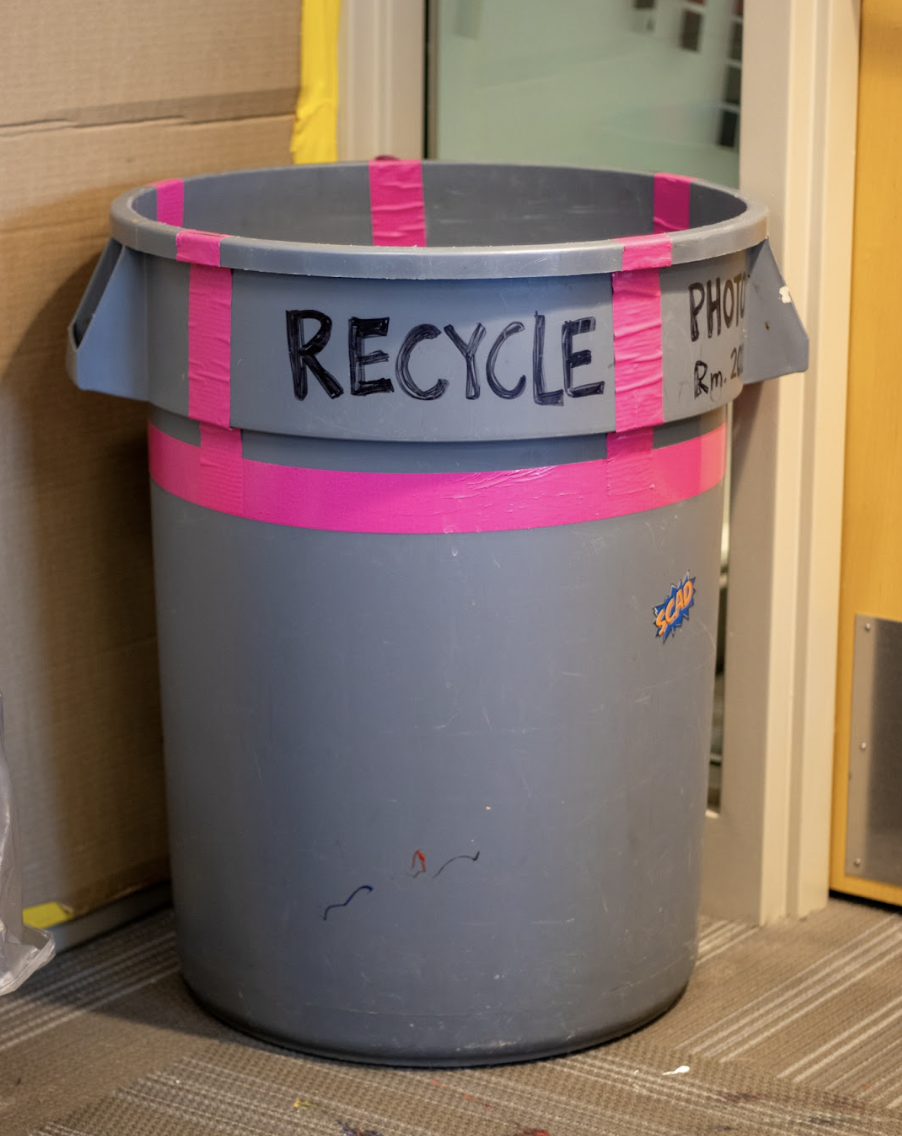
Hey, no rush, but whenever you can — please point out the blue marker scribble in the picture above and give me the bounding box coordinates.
[323,885,373,921]
[432,851,480,878]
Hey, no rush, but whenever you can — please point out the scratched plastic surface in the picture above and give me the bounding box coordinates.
[154,462,722,1063]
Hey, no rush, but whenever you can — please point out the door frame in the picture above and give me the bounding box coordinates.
[336,0,860,923]
[703,0,858,922]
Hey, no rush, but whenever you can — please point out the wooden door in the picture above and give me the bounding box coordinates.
[831,0,902,907]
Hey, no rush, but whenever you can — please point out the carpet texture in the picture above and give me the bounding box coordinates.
[2,898,901,1135]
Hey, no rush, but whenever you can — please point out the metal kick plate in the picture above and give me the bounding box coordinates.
[846,615,902,886]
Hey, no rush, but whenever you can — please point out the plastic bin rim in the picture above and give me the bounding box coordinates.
[109,161,770,282]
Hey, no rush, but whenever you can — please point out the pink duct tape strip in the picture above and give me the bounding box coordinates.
[620,233,674,272]
[175,233,232,429]
[368,159,427,247]
[653,173,692,235]
[605,427,655,496]
[154,178,184,226]
[199,423,244,514]
[611,235,673,432]
[148,420,726,535]
[176,229,227,267]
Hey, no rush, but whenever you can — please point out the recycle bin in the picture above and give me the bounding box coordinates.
[67,161,807,1066]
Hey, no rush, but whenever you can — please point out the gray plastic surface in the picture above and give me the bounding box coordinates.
[744,240,809,382]
[112,162,767,280]
[152,436,722,1064]
[68,163,807,440]
[68,241,148,402]
[64,162,806,1064]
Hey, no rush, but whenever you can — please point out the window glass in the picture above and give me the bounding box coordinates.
[430,0,742,188]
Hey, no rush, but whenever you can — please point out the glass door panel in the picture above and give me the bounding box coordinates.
[430,0,742,186]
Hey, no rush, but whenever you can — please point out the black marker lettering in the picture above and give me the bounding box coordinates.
[562,316,603,398]
[395,324,447,400]
[694,359,709,397]
[706,277,722,338]
[348,316,394,396]
[688,283,705,342]
[738,271,747,318]
[723,277,735,327]
[485,321,527,399]
[286,309,343,400]
[444,322,486,400]
[532,312,562,406]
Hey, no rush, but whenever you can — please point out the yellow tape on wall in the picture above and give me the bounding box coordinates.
[291,0,342,163]
[23,901,75,930]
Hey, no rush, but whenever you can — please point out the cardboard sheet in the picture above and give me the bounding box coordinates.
[0,4,298,920]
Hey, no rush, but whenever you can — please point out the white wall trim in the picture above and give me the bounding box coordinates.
[702,0,859,923]
[337,0,425,161]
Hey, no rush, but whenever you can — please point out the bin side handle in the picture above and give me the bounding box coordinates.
[743,239,809,384]
[66,240,148,402]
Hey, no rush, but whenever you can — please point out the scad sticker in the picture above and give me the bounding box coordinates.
[654,574,695,641]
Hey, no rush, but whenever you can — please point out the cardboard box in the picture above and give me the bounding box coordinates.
[0,3,299,920]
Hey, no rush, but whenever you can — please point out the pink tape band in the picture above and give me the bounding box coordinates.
[605,427,655,496]
[368,159,427,247]
[148,421,726,535]
[653,173,692,234]
[154,179,184,227]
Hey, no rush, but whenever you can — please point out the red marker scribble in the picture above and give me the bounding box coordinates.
[411,849,427,877]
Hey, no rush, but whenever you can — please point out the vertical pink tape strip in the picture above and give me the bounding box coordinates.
[185,264,232,427]
[653,173,692,234]
[154,179,184,226]
[620,234,673,272]
[611,235,672,432]
[199,423,244,515]
[176,233,233,429]
[368,160,427,247]
[176,229,226,267]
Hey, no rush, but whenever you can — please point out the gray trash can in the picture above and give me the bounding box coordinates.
[67,161,807,1066]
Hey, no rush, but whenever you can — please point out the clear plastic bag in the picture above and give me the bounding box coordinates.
[0,697,54,994]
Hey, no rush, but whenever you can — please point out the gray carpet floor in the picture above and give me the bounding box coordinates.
[2,897,902,1135]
